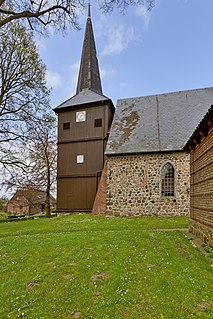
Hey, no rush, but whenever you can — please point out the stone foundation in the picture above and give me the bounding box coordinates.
[190,219,213,248]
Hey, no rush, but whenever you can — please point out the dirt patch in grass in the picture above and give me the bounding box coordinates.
[63,274,73,280]
[72,311,82,318]
[94,291,102,297]
[197,301,211,309]
[146,263,154,270]
[69,262,77,267]
[91,273,108,281]
[26,282,40,290]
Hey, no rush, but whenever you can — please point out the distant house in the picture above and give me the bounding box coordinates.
[185,105,213,247]
[6,189,56,215]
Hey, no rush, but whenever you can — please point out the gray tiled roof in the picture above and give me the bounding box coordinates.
[54,89,110,111]
[8,189,56,206]
[184,104,213,150]
[106,87,213,155]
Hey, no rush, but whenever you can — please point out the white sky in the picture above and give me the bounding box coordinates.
[37,0,213,108]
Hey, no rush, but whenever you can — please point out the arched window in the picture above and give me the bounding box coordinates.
[161,163,175,197]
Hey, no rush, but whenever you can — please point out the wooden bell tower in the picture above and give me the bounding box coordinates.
[54,4,114,212]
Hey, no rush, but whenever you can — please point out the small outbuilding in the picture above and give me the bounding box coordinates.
[185,105,213,247]
[6,189,56,215]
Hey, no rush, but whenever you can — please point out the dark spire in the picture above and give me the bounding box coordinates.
[76,2,103,94]
[88,0,91,18]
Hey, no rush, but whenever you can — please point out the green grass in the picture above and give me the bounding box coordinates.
[0,214,213,319]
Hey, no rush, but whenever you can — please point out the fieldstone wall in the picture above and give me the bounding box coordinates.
[106,152,190,216]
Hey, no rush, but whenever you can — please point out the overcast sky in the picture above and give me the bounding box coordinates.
[37,0,213,109]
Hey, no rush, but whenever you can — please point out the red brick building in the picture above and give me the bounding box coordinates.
[6,189,56,215]
[185,105,213,247]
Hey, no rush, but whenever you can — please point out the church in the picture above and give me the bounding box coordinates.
[54,5,213,216]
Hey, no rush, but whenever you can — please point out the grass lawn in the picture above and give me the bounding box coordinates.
[0,214,213,319]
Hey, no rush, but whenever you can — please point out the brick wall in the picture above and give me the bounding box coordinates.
[101,152,190,216]
[92,164,107,215]
[6,196,29,215]
[189,127,213,246]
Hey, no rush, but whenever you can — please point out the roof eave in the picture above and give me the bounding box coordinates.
[184,104,213,151]
[105,148,186,156]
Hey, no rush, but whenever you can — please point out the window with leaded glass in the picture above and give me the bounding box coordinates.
[161,163,175,197]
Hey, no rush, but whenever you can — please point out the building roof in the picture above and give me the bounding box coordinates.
[54,4,110,112]
[76,3,102,94]
[54,89,110,111]
[184,104,213,150]
[8,189,56,206]
[106,87,213,155]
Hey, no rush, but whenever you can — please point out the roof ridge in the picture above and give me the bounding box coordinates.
[117,86,213,102]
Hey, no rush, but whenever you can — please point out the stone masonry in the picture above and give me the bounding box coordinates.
[105,152,190,216]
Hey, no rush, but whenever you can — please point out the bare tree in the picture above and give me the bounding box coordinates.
[0,0,82,33]
[0,0,155,34]
[25,115,57,218]
[6,113,57,218]
[99,0,155,13]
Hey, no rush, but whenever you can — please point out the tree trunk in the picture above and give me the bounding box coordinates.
[45,190,51,218]
[45,141,52,218]
[45,165,51,218]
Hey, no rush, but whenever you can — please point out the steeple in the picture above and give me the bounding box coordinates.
[76,2,103,94]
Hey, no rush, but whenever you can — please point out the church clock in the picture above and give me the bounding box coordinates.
[76,110,86,122]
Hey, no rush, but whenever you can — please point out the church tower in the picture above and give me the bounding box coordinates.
[54,5,115,212]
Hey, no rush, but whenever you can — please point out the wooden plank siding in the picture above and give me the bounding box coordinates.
[56,102,114,212]
[190,127,213,228]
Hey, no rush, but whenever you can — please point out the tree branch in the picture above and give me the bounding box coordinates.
[0,5,72,28]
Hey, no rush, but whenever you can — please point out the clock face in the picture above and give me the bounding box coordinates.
[76,111,86,122]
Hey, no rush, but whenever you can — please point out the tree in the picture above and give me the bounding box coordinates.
[0,18,49,170]
[0,18,57,217]
[0,0,81,33]
[100,0,155,13]
[0,196,7,211]
[26,115,57,218]
[0,0,155,34]
[6,113,57,218]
